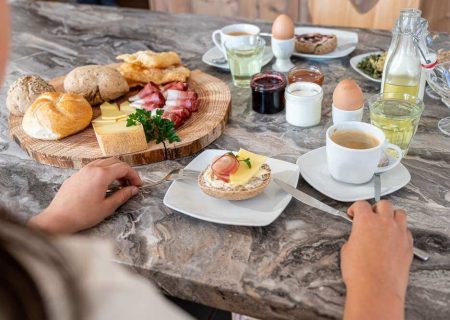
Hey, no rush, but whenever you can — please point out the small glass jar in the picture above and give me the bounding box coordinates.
[285,82,323,127]
[287,65,324,86]
[250,71,287,114]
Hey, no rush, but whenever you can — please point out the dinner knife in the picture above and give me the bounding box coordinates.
[274,178,429,262]
[374,173,381,202]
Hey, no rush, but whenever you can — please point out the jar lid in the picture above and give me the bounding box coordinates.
[251,71,287,92]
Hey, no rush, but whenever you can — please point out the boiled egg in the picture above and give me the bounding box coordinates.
[332,79,364,111]
[272,14,295,40]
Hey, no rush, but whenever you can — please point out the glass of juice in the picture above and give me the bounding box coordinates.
[225,36,265,88]
[369,93,424,155]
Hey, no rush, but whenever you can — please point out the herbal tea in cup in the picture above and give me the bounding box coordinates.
[225,37,265,88]
[369,93,424,155]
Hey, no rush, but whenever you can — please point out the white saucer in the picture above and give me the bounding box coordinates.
[296,147,411,202]
[292,27,358,60]
[202,46,274,70]
[164,149,300,226]
[350,51,384,83]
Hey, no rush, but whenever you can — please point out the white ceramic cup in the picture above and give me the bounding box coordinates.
[326,121,403,184]
[271,37,295,72]
[285,82,323,127]
[332,103,364,124]
[212,24,260,58]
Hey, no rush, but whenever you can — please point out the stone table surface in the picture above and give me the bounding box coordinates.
[1,1,450,319]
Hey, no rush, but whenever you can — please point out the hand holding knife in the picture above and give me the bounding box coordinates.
[274,178,429,261]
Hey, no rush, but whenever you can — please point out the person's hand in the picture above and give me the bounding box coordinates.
[28,158,142,234]
[341,200,413,320]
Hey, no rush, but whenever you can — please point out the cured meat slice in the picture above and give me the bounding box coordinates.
[129,81,159,101]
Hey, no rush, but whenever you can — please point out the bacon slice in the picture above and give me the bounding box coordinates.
[165,90,197,101]
[132,91,165,109]
[211,153,239,182]
[165,105,191,120]
[163,111,184,128]
[129,81,160,101]
[162,82,188,92]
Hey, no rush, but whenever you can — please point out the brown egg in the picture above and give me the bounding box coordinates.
[272,14,295,40]
[332,79,364,111]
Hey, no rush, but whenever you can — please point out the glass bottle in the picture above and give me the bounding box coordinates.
[381,8,425,99]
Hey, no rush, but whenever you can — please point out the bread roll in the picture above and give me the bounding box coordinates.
[22,92,93,140]
[7,75,56,116]
[64,65,129,105]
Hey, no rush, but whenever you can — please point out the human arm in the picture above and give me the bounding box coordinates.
[28,158,142,234]
[341,200,413,320]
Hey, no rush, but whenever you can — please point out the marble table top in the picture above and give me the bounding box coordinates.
[1,1,450,319]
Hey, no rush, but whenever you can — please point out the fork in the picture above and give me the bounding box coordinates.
[106,168,200,195]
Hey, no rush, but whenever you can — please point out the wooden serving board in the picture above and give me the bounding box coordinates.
[8,69,231,169]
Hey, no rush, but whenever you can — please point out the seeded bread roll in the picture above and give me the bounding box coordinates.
[64,65,129,105]
[7,75,56,116]
[198,164,271,201]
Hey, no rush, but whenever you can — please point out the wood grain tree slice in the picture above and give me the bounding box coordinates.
[8,69,231,169]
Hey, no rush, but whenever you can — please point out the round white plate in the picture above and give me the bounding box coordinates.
[296,147,411,202]
[163,149,300,226]
[202,46,274,70]
[350,51,384,83]
[292,27,358,60]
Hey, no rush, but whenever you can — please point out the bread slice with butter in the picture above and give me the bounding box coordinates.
[198,149,271,201]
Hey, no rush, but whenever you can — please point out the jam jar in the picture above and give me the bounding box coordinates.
[287,65,324,86]
[250,71,287,114]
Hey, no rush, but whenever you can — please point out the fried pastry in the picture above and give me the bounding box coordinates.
[116,50,181,69]
[118,63,190,85]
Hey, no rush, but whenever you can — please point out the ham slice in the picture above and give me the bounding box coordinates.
[165,90,197,101]
[162,82,188,92]
[129,82,159,101]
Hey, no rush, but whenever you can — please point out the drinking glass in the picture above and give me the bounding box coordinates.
[369,93,424,156]
[225,36,265,88]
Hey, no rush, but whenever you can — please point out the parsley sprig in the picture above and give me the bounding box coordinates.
[127,109,180,159]
[227,152,251,169]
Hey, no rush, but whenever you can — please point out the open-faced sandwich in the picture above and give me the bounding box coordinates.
[198,149,271,201]
[295,33,337,55]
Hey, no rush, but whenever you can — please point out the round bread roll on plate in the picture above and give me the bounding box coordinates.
[198,163,271,201]
[22,92,93,140]
[64,65,129,105]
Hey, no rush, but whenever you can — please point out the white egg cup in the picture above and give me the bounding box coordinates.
[271,37,295,72]
[332,103,364,124]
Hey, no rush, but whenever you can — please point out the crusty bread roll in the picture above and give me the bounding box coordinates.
[22,92,93,140]
[64,65,129,105]
[198,164,271,201]
[7,75,56,116]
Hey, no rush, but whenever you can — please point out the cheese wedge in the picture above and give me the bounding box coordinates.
[120,101,138,115]
[229,149,267,186]
[100,102,128,120]
[93,120,148,156]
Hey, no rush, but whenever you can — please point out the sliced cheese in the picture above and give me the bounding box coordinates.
[229,148,267,186]
[92,115,117,124]
[100,102,128,120]
[120,101,138,115]
[93,120,148,156]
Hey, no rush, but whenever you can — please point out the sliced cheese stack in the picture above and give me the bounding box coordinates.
[92,102,147,156]
[230,149,267,185]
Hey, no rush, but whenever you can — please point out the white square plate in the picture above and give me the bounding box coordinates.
[297,147,411,202]
[163,149,301,226]
[292,27,358,60]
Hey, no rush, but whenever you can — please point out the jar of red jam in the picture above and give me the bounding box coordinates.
[251,71,287,114]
